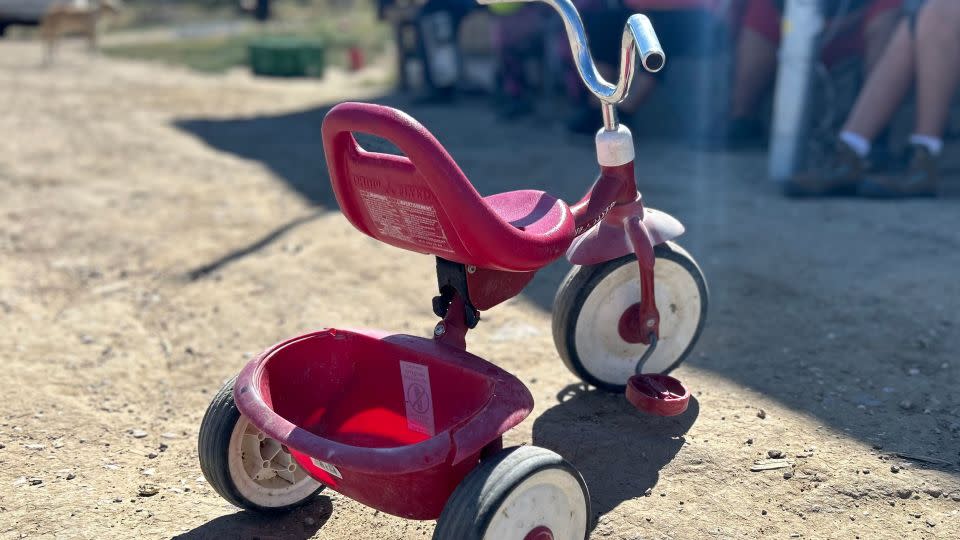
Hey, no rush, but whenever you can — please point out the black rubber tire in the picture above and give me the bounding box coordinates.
[433,446,590,540]
[552,241,709,393]
[197,376,323,513]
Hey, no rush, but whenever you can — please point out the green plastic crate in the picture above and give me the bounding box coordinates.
[248,37,326,78]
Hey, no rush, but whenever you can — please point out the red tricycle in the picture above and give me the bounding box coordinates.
[198,1,708,538]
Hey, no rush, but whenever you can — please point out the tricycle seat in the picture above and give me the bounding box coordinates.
[483,189,570,239]
[322,102,575,272]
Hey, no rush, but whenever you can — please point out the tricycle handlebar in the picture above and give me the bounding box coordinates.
[478,0,665,109]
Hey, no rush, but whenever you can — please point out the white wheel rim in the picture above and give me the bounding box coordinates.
[483,468,588,540]
[573,257,702,385]
[227,415,321,508]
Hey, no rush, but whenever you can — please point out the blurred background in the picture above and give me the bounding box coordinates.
[2,0,957,181]
[3,1,960,538]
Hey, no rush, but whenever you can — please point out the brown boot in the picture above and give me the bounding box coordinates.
[783,142,867,197]
[859,145,939,198]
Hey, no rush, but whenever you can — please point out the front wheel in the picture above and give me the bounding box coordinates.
[552,241,709,392]
[434,446,590,540]
[198,377,324,513]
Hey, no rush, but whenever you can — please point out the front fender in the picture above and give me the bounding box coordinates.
[565,201,684,265]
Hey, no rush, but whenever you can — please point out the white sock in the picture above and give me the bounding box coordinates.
[908,134,944,156]
[839,131,871,158]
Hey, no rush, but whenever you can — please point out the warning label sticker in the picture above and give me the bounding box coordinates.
[359,190,453,253]
[399,360,435,436]
[310,457,343,479]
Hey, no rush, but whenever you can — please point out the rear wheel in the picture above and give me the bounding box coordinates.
[434,446,590,540]
[552,241,708,392]
[198,377,323,513]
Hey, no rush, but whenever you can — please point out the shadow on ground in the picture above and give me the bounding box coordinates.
[533,384,699,520]
[174,495,333,539]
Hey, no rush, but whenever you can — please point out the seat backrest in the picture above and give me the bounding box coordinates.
[322,102,494,263]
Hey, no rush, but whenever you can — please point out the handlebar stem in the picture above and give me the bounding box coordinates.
[479,0,665,131]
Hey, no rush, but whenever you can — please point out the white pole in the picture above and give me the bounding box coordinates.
[768,0,824,182]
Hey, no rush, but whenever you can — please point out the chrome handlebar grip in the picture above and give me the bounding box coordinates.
[478,0,665,107]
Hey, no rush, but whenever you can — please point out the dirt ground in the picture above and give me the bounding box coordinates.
[2,40,960,540]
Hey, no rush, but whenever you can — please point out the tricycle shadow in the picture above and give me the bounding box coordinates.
[531,384,699,520]
[174,495,333,540]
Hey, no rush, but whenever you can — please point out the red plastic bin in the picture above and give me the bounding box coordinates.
[232,328,534,520]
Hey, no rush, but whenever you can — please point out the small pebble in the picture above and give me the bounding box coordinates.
[897,488,913,499]
[65,473,76,480]
[862,469,870,475]
[899,400,914,411]
[891,465,900,473]
[761,510,768,515]
[926,519,936,528]
[924,488,942,498]
[0,443,4,449]
[783,471,794,480]
[757,409,767,419]
[25,444,45,451]
[147,452,158,459]
[768,449,785,459]
[138,484,160,497]
[130,429,148,439]
[746,438,754,445]
[28,477,42,486]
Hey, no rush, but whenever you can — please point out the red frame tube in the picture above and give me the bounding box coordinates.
[570,162,639,235]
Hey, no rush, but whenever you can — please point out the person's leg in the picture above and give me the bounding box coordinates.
[700,0,778,149]
[730,1,780,119]
[913,0,960,141]
[841,20,915,146]
[861,1,902,71]
[786,17,914,197]
[861,0,960,197]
